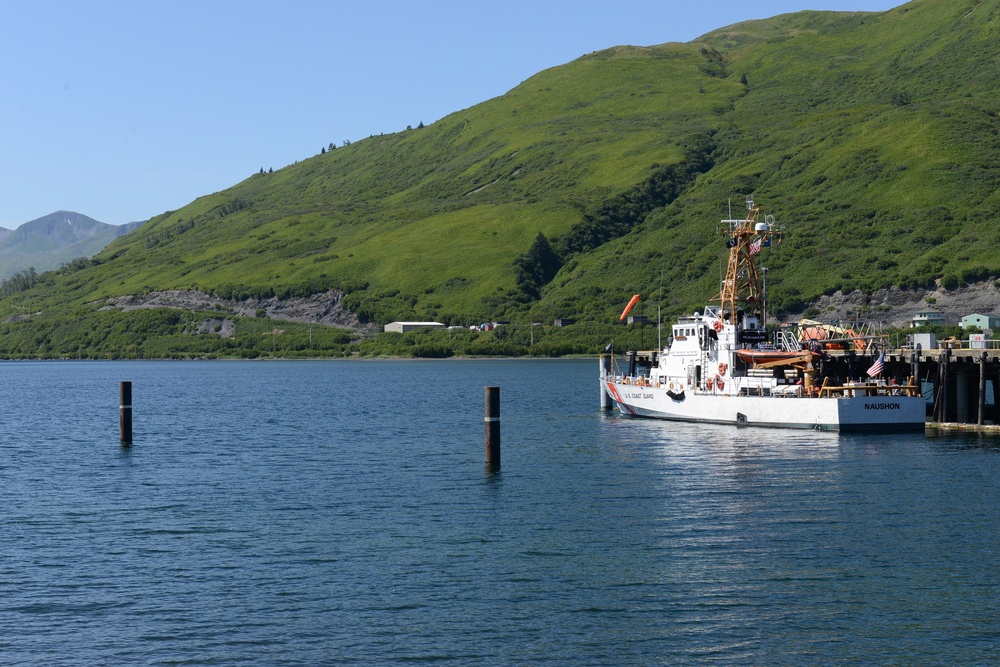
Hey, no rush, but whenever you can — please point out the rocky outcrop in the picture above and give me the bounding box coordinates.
[805,283,1000,327]
[101,289,378,333]
[84,282,1000,332]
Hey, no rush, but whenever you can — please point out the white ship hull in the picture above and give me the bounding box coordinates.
[603,379,925,432]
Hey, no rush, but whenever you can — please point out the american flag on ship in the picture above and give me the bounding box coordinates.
[867,351,885,378]
[748,237,762,256]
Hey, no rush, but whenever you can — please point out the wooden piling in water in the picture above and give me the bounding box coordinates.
[942,348,952,423]
[485,386,500,470]
[979,351,987,426]
[990,366,1000,424]
[120,381,133,445]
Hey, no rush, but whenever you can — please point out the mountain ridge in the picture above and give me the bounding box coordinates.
[0,211,145,279]
[1,0,998,358]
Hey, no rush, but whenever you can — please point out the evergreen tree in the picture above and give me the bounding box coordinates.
[513,232,563,298]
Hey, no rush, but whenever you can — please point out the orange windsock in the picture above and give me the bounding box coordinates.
[619,294,641,321]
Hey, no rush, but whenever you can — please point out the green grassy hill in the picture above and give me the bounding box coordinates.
[543,0,1000,319]
[2,0,999,358]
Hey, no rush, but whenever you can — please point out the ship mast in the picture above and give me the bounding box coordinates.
[714,197,782,326]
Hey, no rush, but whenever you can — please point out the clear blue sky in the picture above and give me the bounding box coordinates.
[0,0,902,228]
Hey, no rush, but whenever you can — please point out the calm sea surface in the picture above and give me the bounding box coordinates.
[1,359,998,665]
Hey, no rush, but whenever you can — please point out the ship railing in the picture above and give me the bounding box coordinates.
[898,337,1000,350]
[817,376,920,398]
[794,319,890,353]
[815,334,885,353]
[788,328,889,353]
[967,338,1000,350]
[773,330,801,352]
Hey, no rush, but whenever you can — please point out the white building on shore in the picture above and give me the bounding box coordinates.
[384,321,445,333]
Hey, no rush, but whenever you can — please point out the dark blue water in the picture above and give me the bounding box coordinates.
[1,359,998,665]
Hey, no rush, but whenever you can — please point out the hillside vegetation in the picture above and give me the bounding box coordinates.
[2,0,999,358]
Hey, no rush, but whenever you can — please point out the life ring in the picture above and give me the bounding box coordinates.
[706,377,714,391]
[718,363,728,375]
[716,376,725,391]
[713,320,723,332]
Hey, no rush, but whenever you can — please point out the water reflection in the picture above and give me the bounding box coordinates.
[2,360,998,666]
[925,429,1000,452]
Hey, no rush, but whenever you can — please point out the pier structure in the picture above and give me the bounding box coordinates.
[625,345,1000,431]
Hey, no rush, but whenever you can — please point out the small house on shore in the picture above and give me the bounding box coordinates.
[911,309,945,328]
[961,313,1000,330]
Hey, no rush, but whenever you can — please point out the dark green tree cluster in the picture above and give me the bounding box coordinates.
[144,218,197,249]
[217,198,256,217]
[514,232,563,298]
[0,268,38,296]
[59,257,94,274]
[557,133,716,256]
[499,132,718,314]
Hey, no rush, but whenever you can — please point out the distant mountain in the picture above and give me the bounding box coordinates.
[0,211,145,279]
